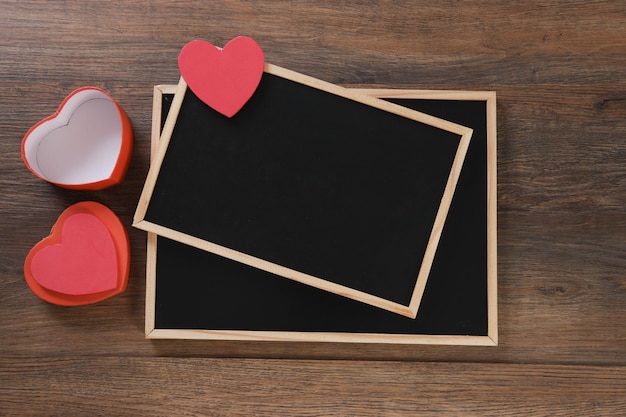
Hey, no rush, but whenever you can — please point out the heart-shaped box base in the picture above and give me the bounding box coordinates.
[21,87,133,190]
[24,201,130,306]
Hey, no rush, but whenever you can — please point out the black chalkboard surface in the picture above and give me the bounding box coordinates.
[143,85,497,345]
[135,65,473,318]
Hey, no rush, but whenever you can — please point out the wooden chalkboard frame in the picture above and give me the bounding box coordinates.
[134,64,474,318]
[144,85,497,345]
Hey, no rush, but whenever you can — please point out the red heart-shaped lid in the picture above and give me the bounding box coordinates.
[24,201,130,306]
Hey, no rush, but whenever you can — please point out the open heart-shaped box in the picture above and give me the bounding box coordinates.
[21,87,133,190]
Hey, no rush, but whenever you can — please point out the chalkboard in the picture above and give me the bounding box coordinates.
[143,85,497,345]
[135,64,473,318]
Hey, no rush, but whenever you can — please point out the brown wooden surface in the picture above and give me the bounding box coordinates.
[1,1,624,415]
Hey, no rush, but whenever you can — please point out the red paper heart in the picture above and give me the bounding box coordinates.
[24,201,130,306]
[178,37,265,118]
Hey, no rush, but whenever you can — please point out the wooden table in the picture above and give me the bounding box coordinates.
[1,1,624,415]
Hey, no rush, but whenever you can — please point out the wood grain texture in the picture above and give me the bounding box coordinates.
[1,0,625,415]
[1,358,625,417]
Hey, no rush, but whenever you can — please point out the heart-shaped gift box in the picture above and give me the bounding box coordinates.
[24,201,130,306]
[21,87,133,190]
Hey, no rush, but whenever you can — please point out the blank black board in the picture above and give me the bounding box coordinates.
[146,86,497,345]
[137,67,474,318]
